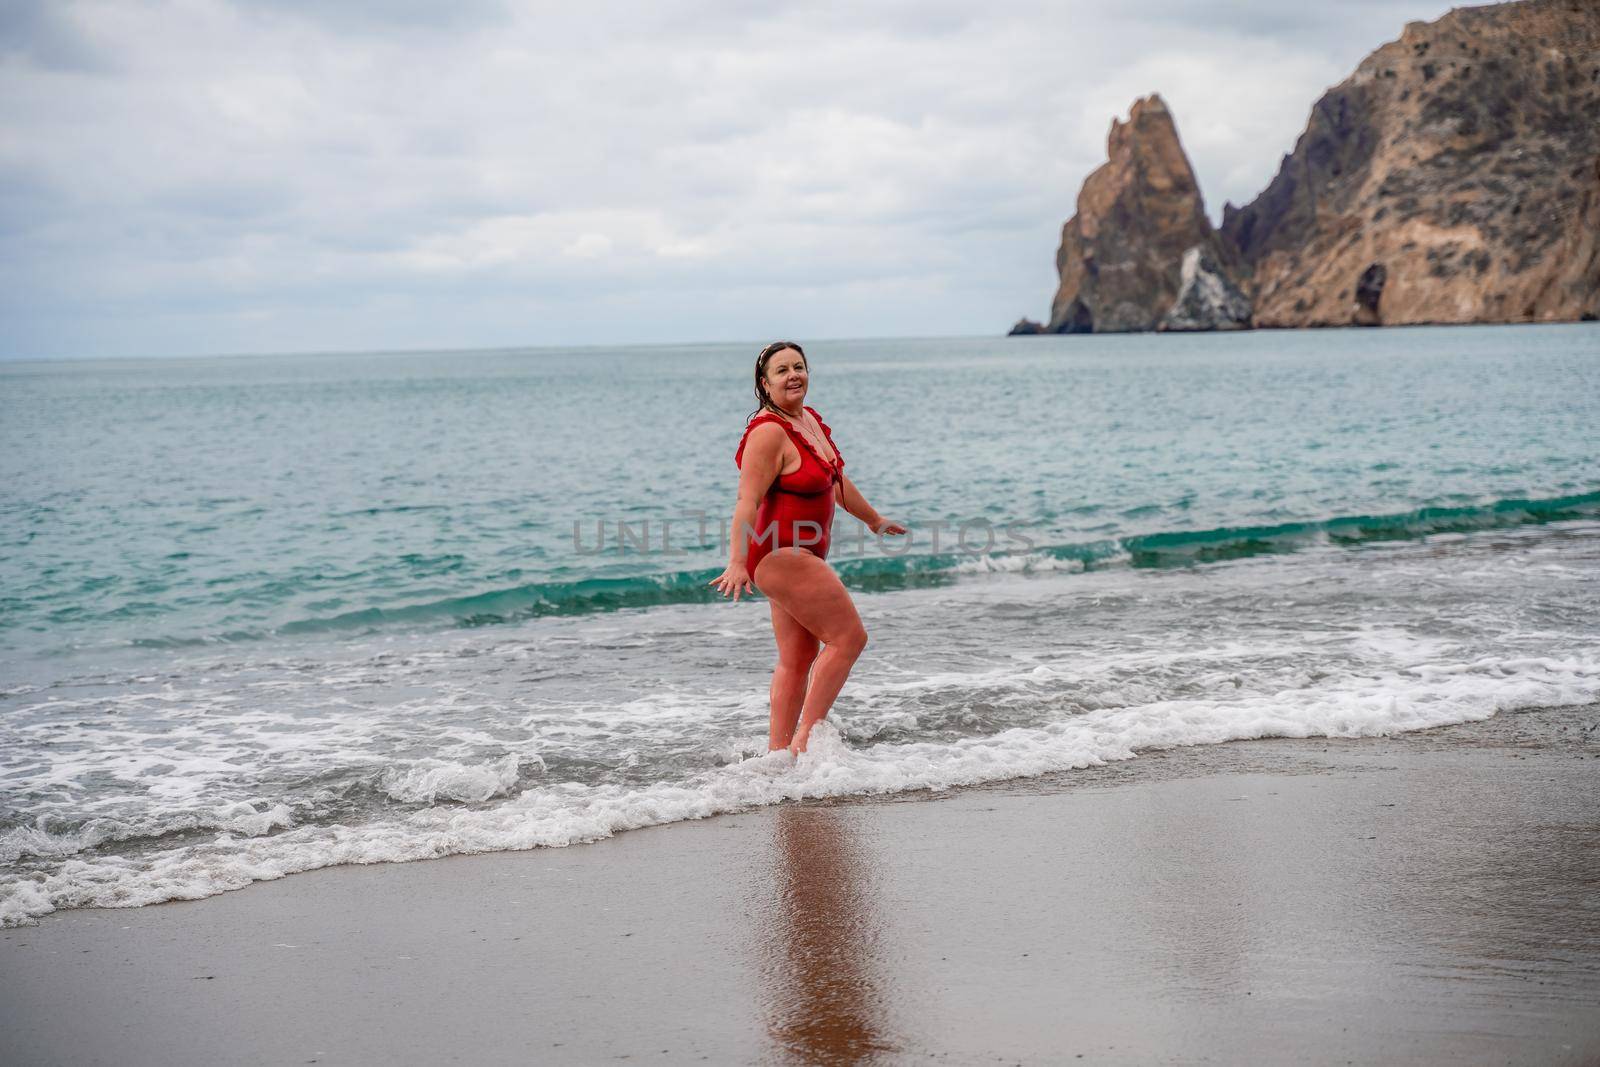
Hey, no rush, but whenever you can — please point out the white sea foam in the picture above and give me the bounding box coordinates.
[379,755,523,803]
[949,551,1102,575]
[0,802,296,866]
[4,649,1596,927]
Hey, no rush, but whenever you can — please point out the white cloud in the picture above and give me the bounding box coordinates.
[0,0,1455,358]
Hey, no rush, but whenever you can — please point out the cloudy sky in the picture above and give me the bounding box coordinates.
[2,0,1456,360]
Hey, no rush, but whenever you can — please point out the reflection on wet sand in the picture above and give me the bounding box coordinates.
[754,805,896,1065]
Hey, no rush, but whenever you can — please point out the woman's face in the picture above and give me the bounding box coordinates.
[764,349,807,406]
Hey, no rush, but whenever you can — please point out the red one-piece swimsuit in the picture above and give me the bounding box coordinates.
[734,406,845,577]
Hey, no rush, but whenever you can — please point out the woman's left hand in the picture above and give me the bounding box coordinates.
[872,518,908,536]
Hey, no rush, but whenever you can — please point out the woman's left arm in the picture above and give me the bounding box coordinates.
[837,473,907,535]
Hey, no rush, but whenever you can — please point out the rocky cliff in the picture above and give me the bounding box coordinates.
[1223,0,1600,327]
[1046,95,1245,333]
[1021,0,1600,334]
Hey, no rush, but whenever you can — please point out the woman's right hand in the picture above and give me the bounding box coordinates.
[709,562,756,602]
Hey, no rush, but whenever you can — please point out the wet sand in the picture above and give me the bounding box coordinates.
[3,704,1598,1065]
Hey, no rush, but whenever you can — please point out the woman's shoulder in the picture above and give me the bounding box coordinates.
[734,415,791,467]
[741,412,789,438]
[743,417,788,439]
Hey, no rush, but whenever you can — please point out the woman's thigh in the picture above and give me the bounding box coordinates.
[754,548,864,647]
[769,598,820,667]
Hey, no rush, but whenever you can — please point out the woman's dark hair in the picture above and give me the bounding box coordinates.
[749,340,807,421]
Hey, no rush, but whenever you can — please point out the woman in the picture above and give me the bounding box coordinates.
[709,341,907,756]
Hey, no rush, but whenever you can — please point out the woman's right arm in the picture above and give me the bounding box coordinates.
[710,423,784,602]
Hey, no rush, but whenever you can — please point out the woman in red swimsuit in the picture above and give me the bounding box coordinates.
[709,341,907,756]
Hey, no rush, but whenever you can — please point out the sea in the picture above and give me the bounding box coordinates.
[2,324,1597,926]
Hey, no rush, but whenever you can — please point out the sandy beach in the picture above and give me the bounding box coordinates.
[3,703,1597,1066]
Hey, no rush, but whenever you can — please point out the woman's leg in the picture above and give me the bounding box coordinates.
[753,549,868,754]
[768,599,820,750]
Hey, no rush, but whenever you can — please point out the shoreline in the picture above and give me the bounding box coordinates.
[3,703,1597,1064]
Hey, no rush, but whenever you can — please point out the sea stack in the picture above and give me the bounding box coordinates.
[1046,95,1248,334]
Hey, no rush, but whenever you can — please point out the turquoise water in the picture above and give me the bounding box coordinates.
[1,324,1598,924]
[3,325,1596,664]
